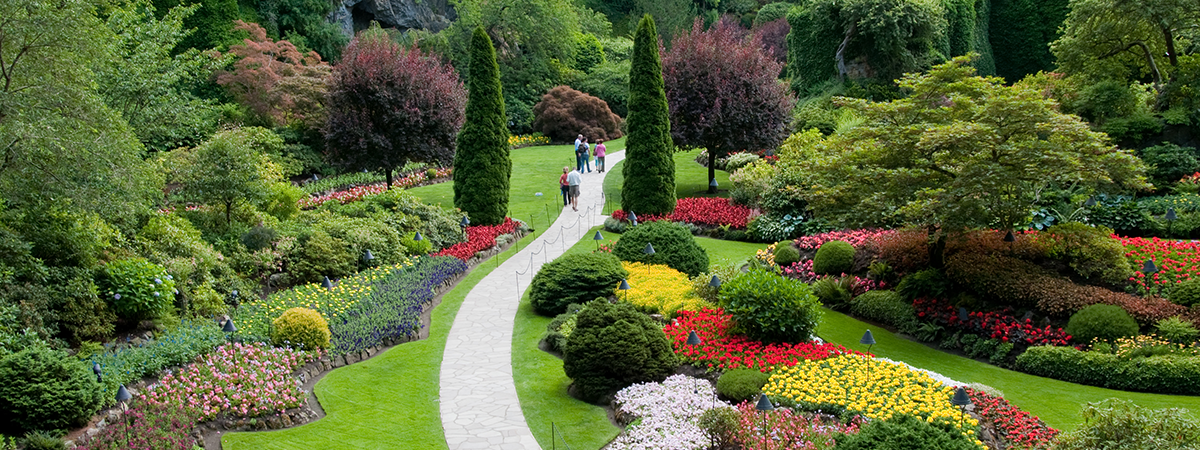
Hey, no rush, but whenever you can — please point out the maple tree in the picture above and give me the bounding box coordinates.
[217,21,331,128]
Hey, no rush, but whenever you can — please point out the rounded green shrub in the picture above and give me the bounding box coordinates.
[0,346,103,434]
[1044,222,1133,286]
[719,268,823,343]
[1066,304,1140,344]
[811,276,854,311]
[530,252,628,316]
[400,232,433,256]
[1169,277,1200,307]
[850,290,918,329]
[99,257,177,321]
[1156,316,1200,344]
[834,414,980,450]
[812,240,854,275]
[612,220,709,277]
[563,301,677,403]
[19,431,64,450]
[716,369,770,402]
[286,230,355,284]
[271,307,331,351]
[773,242,801,266]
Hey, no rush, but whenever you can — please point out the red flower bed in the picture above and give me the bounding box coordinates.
[298,167,452,208]
[1119,235,1200,296]
[611,197,753,229]
[433,217,519,261]
[965,388,1059,449]
[664,308,860,371]
[794,229,895,250]
[913,298,1071,346]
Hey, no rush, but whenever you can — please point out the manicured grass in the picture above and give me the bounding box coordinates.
[602,148,732,213]
[694,236,765,268]
[410,139,627,230]
[818,309,1200,432]
[222,233,531,450]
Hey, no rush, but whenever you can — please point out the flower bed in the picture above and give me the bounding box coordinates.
[912,298,1071,346]
[611,197,753,229]
[433,217,520,261]
[509,133,549,148]
[763,355,983,447]
[89,320,226,403]
[794,229,895,251]
[79,404,199,450]
[665,308,858,371]
[964,388,1058,449]
[780,260,885,294]
[297,167,453,208]
[727,401,859,450]
[617,261,712,316]
[610,374,723,450]
[140,342,314,421]
[1120,235,1200,297]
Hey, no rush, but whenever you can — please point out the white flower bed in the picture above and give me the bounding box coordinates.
[607,374,732,450]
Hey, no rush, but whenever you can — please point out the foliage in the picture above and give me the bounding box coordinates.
[719,268,823,343]
[1043,222,1133,286]
[612,220,709,277]
[431,217,519,261]
[180,127,284,225]
[1016,345,1200,394]
[1066,304,1140,344]
[286,230,354,285]
[252,0,349,61]
[1050,399,1200,450]
[86,320,223,403]
[530,253,627,316]
[217,21,331,128]
[1156,316,1200,344]
[663,18,795,191]
[99,258,177,321]
[609,374,723,450]
[532,86,623,142]
[452,27,511,225]
[812,240,855,275]
[271,307,330,350]
[791,56,1148,234]
[1051,0,1197,87]
[913,297,1072,346]
[617,262,709,316]
[716,369,770,403]
[19,432,63,450]
[811,276,856,310]
[964,387,1059,449]
[0,345,102,434]
[774,243,801,266]
[1138,143,1200,192]
[327,25,467,190]
[1169,278,1200,307]
[544,303,585,353]
[987,0,1067,82]
[572,60,631,117]
[562,300,678,403]
[691,265,742,304]
[833,413,982,450]
[850,290,919,332]
[622,15,677,215]
[77,404,197,450]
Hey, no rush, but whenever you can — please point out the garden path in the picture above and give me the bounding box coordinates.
[439,150,625,450]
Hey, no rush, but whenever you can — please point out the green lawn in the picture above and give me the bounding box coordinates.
[602,148,732,214]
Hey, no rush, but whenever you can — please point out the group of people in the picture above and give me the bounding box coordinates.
[560,134,607,211]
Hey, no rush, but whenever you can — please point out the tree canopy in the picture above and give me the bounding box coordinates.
[453,27,511,226]
[181,127,284,225]
[218,21,332,129]
[1052,0,1200,86]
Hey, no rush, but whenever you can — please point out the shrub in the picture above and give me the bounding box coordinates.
[719,268,823,343]
[691,265,742,304]
[895,269,950,301]
[1015,346,1200,394]
[19,431,64,450]
[716,369,770,402]
[529,253,627,316]
[612,221,709,277]
[187,283,228,318]
[53,269,116,344]
[773,242,801,266]
[531,86,623,143]
[1051,399,1200,450]
[400,232,432,256]
[723,152,760,172]
[696,407,740,448]
[1170,277,1200,307]
[544,303,585,353]
[867,228,929,274]
[834,414,982,450]
[812,240,854,275]
[851,290,918,332]
[286,230,355,284]
[271,307,331,350]
[811,276,854,311]
[1043,222,1133,286]
[0,346,102,434]
[563,301,678,403]
[1066,304,1140,344]
[1156,316,1200,344]
[99,258,177,321]
[87,320,224,402]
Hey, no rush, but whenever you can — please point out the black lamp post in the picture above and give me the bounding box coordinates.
[685,331,716,409]
[756,393,775,449]
[322,276,333,289]
[1166,208,1178,237]
[628,211,638,226]
[709,178,718,194]
[222,318,237,334]
[643,243,656,275]
[1143,258,1158,275]
[860,329,876,400]
[93,363,102,383]
[1003,230,1015,242]
[116,384,132,446]
[951,386,972,429]
[460,216,470,229]
[709,275,721,289]
[619,279,631,302]
[593,230,603,250]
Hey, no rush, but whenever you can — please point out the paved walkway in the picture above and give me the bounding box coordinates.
[439,150,626,449]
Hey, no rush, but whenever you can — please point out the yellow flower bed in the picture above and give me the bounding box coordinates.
[615,261,713,316]
[764,355,984,447]
[754,243,778,270]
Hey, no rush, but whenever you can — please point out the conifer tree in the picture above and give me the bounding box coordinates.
[622,14,676,215]
[453,27,512,225]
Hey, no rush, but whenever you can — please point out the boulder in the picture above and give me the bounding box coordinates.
[329,0,456,37]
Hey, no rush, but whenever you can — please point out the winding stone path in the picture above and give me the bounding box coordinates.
[439,150,626,449]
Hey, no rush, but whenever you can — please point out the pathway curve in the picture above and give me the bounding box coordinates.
[439,150,626,450]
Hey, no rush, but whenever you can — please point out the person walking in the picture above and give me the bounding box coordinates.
[594,140,606,173]
[567,167,582,211]
[581,138,592,172]
[574,136,585,172]
[559,166,570,206]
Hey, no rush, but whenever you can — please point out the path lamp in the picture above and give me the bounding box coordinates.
[322,276,334,289]
[1143,258,1158,275]
[709,178,718,194]
[755,393,775,449]
[222,318,237,343]
[1003,231,1015,242]
[628,211,638,226]
[593,230,604,250]
[1085,196,1097,207]
[951,386,973,430]
[116,384,133,446]
[93,363,102,383]
[618,279,631,302]
[686,331,717,409]
[860,329,876,403]
[460,216,470,229]
[1166,208,1178,237]
[643,243,655,275]
[363,249,375,264]
[414,232,423,241]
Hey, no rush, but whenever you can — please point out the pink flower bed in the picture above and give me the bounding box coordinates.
[140,343,315,421]
[611,197,753,229]
[433,217,520,261]
[665,308,860,371]
[781,260,885,294]
[298,167,452,208]
[793,229,895,250]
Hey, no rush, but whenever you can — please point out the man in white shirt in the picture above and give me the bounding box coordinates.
[567,168,582,211]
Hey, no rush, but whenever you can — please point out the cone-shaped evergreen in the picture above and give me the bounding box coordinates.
[622,14,676,215]
[454,27,511,225]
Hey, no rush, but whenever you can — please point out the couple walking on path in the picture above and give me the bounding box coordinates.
[562,135,607,211]
[573,134,606,174]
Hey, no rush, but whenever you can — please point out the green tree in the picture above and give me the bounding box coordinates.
[989,0,1069,82]
[453,27,512,226]
[181,127,283,225]
[0,0,163,230]
[254,0,350,61]
[791,56,1148,265]
[153,0,239,52]
[1051,0,1199,87]
[622,15,676,215]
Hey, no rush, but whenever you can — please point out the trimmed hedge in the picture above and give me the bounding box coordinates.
[529,253,628,316]
[563,300,677,403]
[1065,304,1139,344]
[850,290,919,334]
[1015,346,1200,395]
[612,221,709,277]
[716,369,770,403]
[812,240,853,275]
[271,307,331,351]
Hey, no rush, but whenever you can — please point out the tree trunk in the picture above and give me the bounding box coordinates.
[225,200,233,227]
[927,225,946,269]
[708,150,718,194]
[835,22,857,81]
[1162,26,1179,67]
[385,168,393,191]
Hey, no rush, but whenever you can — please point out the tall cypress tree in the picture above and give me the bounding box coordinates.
[622,14,676,215]
[454,27,512,225]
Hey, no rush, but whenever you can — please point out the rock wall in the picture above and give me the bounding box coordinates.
[329,0,457,36]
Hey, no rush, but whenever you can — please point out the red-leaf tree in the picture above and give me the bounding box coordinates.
[217,21,331,128]
[663,18,796,193]
[324,25,467,188]
[531,86,624,143]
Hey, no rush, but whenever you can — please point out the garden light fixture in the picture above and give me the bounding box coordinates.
[322,276,333,289]
[460,216,470,228]
[1003,231,1015,242]
[756,392,774,448]
[687,330,702,346]
[708,275,721,289]
[93,363,102,383]
[1166,208,1178,221]
[1143,258,1158,274]
[414,232,423,241]
[1085,196,1096,207]
[594,230,603,250]
[628,211,637,222]
[364,250,375,262]
[222,318,237,333]
[116,384,132,403]
[619,279,631,302]
[951,386,972,429]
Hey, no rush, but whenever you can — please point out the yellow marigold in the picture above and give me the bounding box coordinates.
[615,261,712,316]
